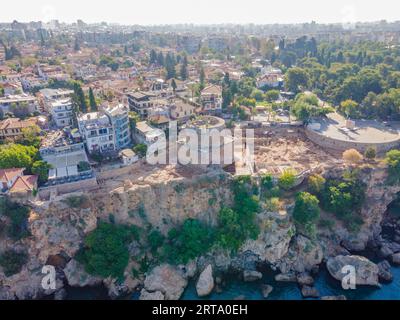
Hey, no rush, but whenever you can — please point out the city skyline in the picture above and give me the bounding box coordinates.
[1,0,399,25]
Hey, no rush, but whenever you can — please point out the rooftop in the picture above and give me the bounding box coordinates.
[308,113,400,144]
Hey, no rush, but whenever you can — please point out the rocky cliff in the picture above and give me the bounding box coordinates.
[1,164,399,300]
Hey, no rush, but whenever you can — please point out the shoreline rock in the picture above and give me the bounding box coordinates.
[196,264,214,297]
[326,255,380,287]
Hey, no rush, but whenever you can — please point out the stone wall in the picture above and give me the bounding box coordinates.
[305,127,400,154]
[38,178,98,200]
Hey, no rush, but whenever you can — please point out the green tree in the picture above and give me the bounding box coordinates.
[72,82,87,113]
[148,229,165,253]
[199,65,205,91]
[339,99,359,119]
[171,78,177,92]
[264,90,280,102]
[88,87,97,112]
[0,144,37,171]
[162,219,215,264]
[386,150,400,184]
[293,192,320,226]
[16,125,41,148]
[285,67,309,93]
[180,54,188,80]
[308,174,326,195]
[364,147,377,160]
[278,169,297,190]
[77,223,137,279]
[31,160,52,184]
[133,144,148,158]
[0,249,28,277]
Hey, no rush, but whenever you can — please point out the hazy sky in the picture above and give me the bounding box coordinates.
[1,0,399,25]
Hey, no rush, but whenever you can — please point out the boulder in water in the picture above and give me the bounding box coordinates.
[326,255,380,287]
[196,264,214,297]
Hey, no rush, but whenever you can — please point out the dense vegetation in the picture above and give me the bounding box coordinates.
[0,198,30,240]
[385,150,400,185]
[0,249,28,277]
[307,171,366,232]
[77,222,140,279]
[293,192,320,237]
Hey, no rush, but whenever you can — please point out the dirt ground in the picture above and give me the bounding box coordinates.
[252,127,339,175]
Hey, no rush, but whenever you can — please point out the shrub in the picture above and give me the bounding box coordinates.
[342,149,363,163]
[261,173,274,190]
[293,192,320,226]
[148,229,165,253]
[319,219,335,230]
[162,219,215,264]
[321,178,366,218]
[77,222,137,279]
[1,200,30,240]
[133,143,148,158]
[308,174,326,195]
[364,147,377,160]
[0,249,28,277]
[265,197,280,212]
[278,169,297,191]
[78,161,91,172]
[64,195,88,208]
[385,149,400,185]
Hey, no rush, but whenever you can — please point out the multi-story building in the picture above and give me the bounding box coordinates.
[105,104,131,150]
[39,88,74,108]
[169,99,196,123]
[126,91,157,118]
[133,121,165,147]
[78,111,115,155]
[0,117,39,141]
[200,85,223,114]
[78,104,131,155]
[0,94,39,115]
[50,98,74,128]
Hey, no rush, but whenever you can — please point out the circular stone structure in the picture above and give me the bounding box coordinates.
[185,115,226,133]
[306,113,400,153]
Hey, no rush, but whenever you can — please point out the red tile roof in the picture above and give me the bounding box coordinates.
[0,168,25,183]
[9,175,38,193]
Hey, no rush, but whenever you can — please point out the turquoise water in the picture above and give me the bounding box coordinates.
[181,266,400,300]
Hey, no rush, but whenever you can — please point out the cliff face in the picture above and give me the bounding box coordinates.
[94,171,232,233]
[320,166,400,254]
[0,170,233,299]
[1,164,399,300]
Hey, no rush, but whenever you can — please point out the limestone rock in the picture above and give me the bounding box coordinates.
[139,289,165,300]
[143,264,188,300]
[326,255,380,287]
[391,252,400,265]
[274,272,297,282]
[377,260,393,282]
[261,284,273,299]
[278,235,323,274]
[243,270,263,282]
[196,265,214,297]
[63,259,102,287]
[240,212,295,265]
[296,272,314,286]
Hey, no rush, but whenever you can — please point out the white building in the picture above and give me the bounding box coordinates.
[78,104,131,155]
[133,121,165,146]
[0,94,39,114]
[50,99,74,128]
[78,112,115,154]
[200,85,223,114]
